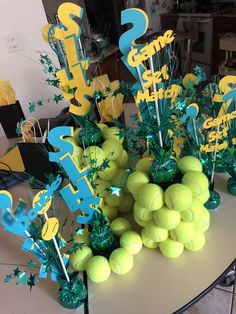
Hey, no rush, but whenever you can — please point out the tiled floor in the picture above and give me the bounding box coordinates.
[184,281,236,314]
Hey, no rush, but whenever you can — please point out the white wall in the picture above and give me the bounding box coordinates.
[0,0,67,137]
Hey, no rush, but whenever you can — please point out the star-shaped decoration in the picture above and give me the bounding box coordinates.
[53,94,63,104]
[4,274,13,283]
[28,260,36,269]
[17,272,29,286]
[37,100,43,107]
[110,186,122,196]
[27,274,37,290]
[13,267,21,277]
[29,102,36,113]
[101,160,110,170]
[90,159,97,166]
[76,228,84,235]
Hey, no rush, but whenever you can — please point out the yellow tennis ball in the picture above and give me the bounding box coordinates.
[170,221,195,244]
[133,202,153,222]
[42,217,59,241]
[86,256,111,283]
[195,208,210,232]
[73,228,90,246]
[94,178,110,198]
[137,184,164,211]
[185,229,206,252]
[197,190,210,204]
[105,190,125,207]
[97,123,108,132]
[102,139,123,161]
[70,246,93,271]
[101,203,118,221]
[82,146,105,168]
[110,217,131,237]
[118,193,134,213]
[159,238,184,259]
[182,171,209,197]
[111,169,129,188]
[127,171,150,198]
[177,156,203,175]
[98,160,118,181]
[153,206,181,230]
[165,184,193,211]
[116,149,129,169]
[133,213,150,227]
[109,248,133,275]
[73,128,81,142]
[102,127,124,143]
[181,198,205,222]
[120,231,142,255]
[141,228,159,249]
[135,157,153,176]
[144,222,168,242]
[72,146,83,166]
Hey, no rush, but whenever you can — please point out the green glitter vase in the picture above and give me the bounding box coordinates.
[58,272,87,309]
[151,158,178,184]
[78,122,102,146]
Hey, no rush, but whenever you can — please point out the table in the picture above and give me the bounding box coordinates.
[0,142,236,314]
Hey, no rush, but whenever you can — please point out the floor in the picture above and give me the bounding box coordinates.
[184,271,236,314]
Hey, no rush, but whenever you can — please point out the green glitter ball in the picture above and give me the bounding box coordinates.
[205,190,220,210]
[227,177,236,196]
[151,159,178,184]
[227,163,236,178]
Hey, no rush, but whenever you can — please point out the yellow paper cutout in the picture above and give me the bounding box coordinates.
[0,81,16,106]
[0,146,25,172]
[127,30,174,67]
[42,217,59,241]
[143,65,169,89]
[41,24,53,43]
[33,190,52,215]
[182,73,198,87]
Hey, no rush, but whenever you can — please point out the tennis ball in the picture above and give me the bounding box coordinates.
[141,229,159,249]
[94,178,110,198]
[102,139,123,161]
[127,171,149,197]
[110,217,131,237]
[195,208,210,232]
[111,169,129,188]
[133,202,153,222]
[64,136,76,145]
[144,222,168,242]
[165,184,192,211]
[109,248,133,275]
[197,190,210,204]
[97,123,108,132]
[170,221,195,244]
[73,228,90,246]
[133,213,150,227]
[70,246,93,271]
[116,149,129,169]
[159,238,184,259]
[82,146,105,168]
[135,157,154,176]
[86,256,111,283]
[181,198,205,222]
[182,171,209,197]
[185,229,206,252]
[105,190,125,207]
[101,203,118,221]
[98,160,118,181]
[153,206,181,230]
[137,184,164,211]
[102,127,124,143]
[118,193,134,213]
[72,146,83,166]
[73,128,81,142]
[42,217,59,241]
[177,156,203,175]
[120,231,142,255]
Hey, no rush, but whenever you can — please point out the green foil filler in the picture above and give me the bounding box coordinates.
[78,122,102,146]
[58,272,87,310]
[151,158,178,184]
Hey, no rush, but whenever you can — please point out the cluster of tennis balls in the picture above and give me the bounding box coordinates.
[71,222,142,283]
[127,155,211,259]
[72,125,134,219]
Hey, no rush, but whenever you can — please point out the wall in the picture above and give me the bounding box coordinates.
[0,0,68,137]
